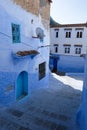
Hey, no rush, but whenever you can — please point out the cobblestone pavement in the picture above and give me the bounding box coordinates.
[0,74,82,130]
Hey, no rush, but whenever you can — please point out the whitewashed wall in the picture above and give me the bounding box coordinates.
[50,26,87,56]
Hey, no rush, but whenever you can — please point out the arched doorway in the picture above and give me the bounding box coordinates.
[16,71,28,100]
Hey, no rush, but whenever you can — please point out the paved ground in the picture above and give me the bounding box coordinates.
[0,73,82,130]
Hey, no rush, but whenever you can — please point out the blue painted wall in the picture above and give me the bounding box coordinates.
[0,72,16,106]
[76,54,87,130]
[50,54,85,73]
[0,4,49,106]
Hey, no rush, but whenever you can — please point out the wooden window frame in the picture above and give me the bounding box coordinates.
[39,62,46,80]
[12,23,21,43]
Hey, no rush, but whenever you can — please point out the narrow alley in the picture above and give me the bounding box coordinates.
[0,73,83,130]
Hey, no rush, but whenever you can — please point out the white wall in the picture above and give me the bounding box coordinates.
[50,26,87,56]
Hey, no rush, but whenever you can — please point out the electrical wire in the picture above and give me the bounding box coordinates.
[0,31,50,50]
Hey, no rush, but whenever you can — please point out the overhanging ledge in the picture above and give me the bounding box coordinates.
[12,50,39,59]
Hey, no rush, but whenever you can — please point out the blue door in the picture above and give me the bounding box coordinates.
[53,58,57,70]
[16,71,28,100]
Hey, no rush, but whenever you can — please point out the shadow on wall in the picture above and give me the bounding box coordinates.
[49,55,85,74]
[52,68,65,76]
[0,72,82,130]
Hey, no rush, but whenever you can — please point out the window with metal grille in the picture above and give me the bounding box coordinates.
[12,23,21,43]
[39,62,46,80]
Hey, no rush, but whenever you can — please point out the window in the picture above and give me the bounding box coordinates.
[77,32,79,38]
[75,47,81,54]
[39,62,46,80]
[64,47,70,54]
[56,32,58,38]
[80,32,82,38]
[65,31,71,38]
[55,46,58,53]
[54,44,58,53]
[12,23,21,43]
[76,31,82,38]
[69,32,71,37]
[54,29,59,38]
[66,32,68,38]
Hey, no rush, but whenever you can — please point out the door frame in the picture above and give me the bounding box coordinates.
[16,71,28,100]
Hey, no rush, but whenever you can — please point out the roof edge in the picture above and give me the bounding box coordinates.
[50,23,87,28]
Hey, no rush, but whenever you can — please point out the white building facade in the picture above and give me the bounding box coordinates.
[50,23,87,56]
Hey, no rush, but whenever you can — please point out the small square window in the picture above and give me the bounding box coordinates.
[75,47,81,54]
[64,47,70,54]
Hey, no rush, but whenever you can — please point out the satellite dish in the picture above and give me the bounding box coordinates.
[36,27,45,39]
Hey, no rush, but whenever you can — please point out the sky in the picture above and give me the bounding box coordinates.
[50,0,87,24]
